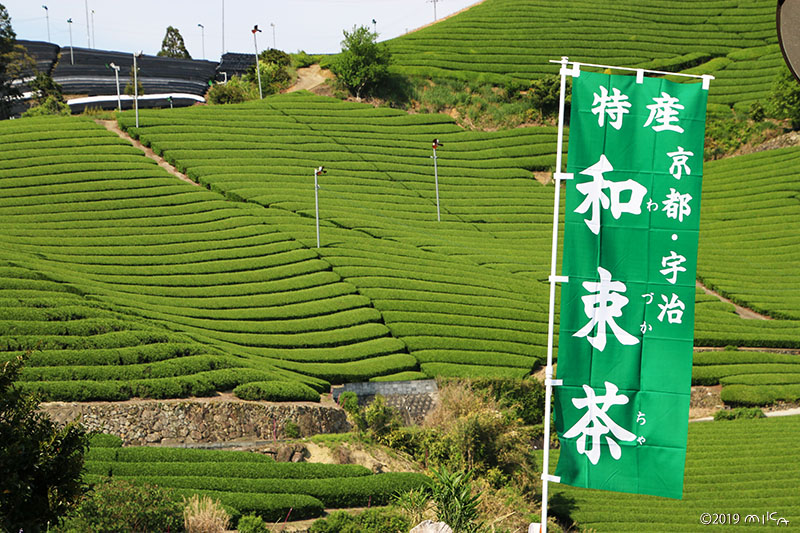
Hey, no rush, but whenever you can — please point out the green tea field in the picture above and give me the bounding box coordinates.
[388,0,783,115]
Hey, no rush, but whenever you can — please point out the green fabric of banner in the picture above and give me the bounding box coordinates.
[554,70,708,499]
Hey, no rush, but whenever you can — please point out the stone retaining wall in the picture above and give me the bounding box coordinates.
[39,399,350,446]
[332,380,439,424]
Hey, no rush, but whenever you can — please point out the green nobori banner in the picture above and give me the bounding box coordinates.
[553,70,708,499]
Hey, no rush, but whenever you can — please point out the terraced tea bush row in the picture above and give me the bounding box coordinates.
[86,446,276,464]
[113,472,428,509]
[699,149,800,322]
[0,114,420,395]
[85,459,371,479]
[233,380,321,402]
[720,384,800,406]
[16,368,280,401]
[82,438,428,521]
[120,97,555,381]
[549,416,800,531]
[385,0,780,111]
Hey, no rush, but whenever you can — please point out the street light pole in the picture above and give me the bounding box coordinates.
[431,139,443,221]
[84,0,90,47]
[133,51,142,128]
[252,25,263,99]
[91,9,95,48]
[108,62,120,110]
[198,24,205,59]
[270,23,276,49]
[314,166,325,248]
[67,18,74,64]
[221,0,225,54]
[42,5,49,42]
[428,0,441,21]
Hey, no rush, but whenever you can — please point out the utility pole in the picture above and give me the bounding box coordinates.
[42,5,50,42]
[198,23,205,59]
[252,25,263,99]
[133,51,142,128]
[428,0,442,21]
[270,23,276,49]
[84,0,90,47]
[431,138,443,221]
[91,9,95,48]
[221,0,225,54]
[314,166,326,248]
[108,62,120,110]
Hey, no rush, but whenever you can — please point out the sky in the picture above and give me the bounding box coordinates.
[4,0,480,60]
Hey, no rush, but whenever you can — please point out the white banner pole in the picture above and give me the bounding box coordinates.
[536,55,572,533]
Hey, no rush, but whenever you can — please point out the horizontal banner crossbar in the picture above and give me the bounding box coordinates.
[549,59,714,83]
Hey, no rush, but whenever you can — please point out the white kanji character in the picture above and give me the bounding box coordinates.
[660,251,687,284]
[591,86,631,130]
[657,293,685,324]
[574,266,640,351]
[666,146,693,179]
[644,92,684,133]
[574,154,648,235]
[662,188,692,222]
[563,381,637,465]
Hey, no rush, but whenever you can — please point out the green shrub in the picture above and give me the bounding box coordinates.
[351,395,401,442]
[292,51,320,69]
[208,76,258,104]
[236,513,268,533]
[174,490,323,522]
[429,467,482,533]
[470,377,545,425]
[309,508,409,533]
[769,65,800,129]
[338,390,359,413]
[233,380,320,402]
[60,479,184,533]
[284,421,301,439]
[714,407,766,421]
[89,433,123,448]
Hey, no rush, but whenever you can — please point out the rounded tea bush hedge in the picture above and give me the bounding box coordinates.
[233,380,320,402]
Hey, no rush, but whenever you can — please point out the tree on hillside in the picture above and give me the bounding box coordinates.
[243,48,292,96]
[0,354,89,532]
[769,64,800,130]
[23,70,69,116]
[0,4,36,119]
[124,64,144,96]
[157,26,191,59]
[331,25,390,100]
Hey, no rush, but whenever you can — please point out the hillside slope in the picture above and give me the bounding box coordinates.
[387,0,782,114]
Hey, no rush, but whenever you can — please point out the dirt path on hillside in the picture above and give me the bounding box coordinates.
[695,280,771,320]
[287,64,334,93]
[95,119,199,187]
